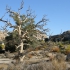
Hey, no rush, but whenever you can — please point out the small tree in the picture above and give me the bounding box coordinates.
[0,1,49,61]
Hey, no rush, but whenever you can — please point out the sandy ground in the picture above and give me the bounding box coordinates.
[0,64,8,69]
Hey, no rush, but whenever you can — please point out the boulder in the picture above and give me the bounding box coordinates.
[66,53,70,61]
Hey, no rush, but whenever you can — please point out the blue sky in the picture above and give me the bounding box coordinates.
[0,0,70,36]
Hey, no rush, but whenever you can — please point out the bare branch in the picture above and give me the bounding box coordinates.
[26,6,36,19]
[6,6,18,16]
[22,17,27,23]
[35,16,48,30]
[18,0,24,11]
[1,12,8,19]
[22,30,28,38]
[6,6,11,13]
[36,15,48,26]
[0,25,8,33]
[0,18,12,27]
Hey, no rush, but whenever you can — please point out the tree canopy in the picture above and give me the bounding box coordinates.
[0,1,49,61]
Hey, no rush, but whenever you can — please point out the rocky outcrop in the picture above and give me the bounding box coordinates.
[49,30,70,42]
[49,35,61,42]
[0,31,7,41]
[33,30,47,40]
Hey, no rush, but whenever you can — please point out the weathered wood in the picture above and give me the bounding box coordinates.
[0,58,15,64]
[23,57,50,64]
[0,58,12,60]
[0,61,11,63]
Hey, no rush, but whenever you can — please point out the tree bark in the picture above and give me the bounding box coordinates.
[18,25,24,54]
[18,25,21,36]
[20,40,24,53]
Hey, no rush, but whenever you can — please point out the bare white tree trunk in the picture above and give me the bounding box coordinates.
[20,40,24,53]
[18,25,21,36]
[18,25,24,54]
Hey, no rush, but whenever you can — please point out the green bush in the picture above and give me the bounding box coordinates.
[65,45,70,54]
[0,44,5,50]
[65,45,70,51]
[0,44,2,50]
[58,42,64,48]
[5,41,16,52]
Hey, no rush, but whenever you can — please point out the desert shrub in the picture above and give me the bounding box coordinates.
[55,53,66,62]
[51,53,67,70]
[1,44,5,50]
[52,59,67,70]
[65,45,70,54]
[0,44,2,50]
[56,42,66,53]
[66,45,70,50]
[7,59,67,70]
[39,40,45,45]
[58,42,64,48]
[34,46,44,51]
[47,41,55,46]
[26,62,53,70]
[0,43,5,53]
[27,54,33,58]
[7,62,27,70]
[42,46,47,49]
[52,46,60,52]
[26,60,67,70]
[5,42,16,52]
[63,41,70,44]
[0,43,5,50]
[60,49,66,54]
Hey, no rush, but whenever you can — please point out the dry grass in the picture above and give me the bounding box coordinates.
[26,60,67,70]
[52,46,60,52]
[26,62,53,70]
[52,59,67,70]
[27,54,33,58]
[0,64,8,69]
[5,59,67,70]
[34,47,41,51]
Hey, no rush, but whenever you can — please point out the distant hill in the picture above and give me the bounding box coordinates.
[49,30,70,42]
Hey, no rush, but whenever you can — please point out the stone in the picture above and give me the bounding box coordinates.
[55,53,66,62]
[66,53,70,61]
